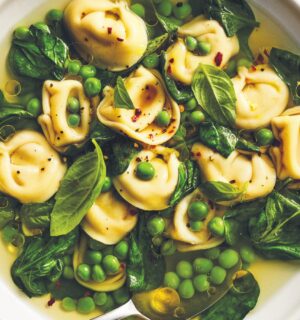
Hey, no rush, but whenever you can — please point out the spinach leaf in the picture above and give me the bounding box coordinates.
[201,271,260,320]
[20,200,53,230]
[50,141,106,236]
[169,161,201,206]
[201,181,242,202]
[269,48,300,104]
[249,190,300,259]
[108,138,141,176]
[114,76,135,110]
[9,25,68,80]
[161,52,194,103]
[11,229,78,297]
[205,0,259,37]
[0,194,19,230]
[48,279,87,300]
[89,120,116,144]
[127,215,165,292]
[192,64,237,127]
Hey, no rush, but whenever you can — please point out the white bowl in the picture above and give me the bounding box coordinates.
[0,0,299,319]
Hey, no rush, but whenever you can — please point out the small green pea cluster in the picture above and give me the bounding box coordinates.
[163,247,240,300]
[67,96,81,128]
[75,238,129,284]
[182,97,206,126]
[187,200,209,232]
[185,36,212,56]
[155,0,192,22]
[61,287,130,314]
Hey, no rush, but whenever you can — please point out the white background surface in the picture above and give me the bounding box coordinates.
[0,0,299,320]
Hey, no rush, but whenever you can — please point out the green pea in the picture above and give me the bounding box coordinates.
[143,53,160,69]
[85,250,102,265]
[193,258,213,274]
[130,3,145,18]
[193,274,210,293]
[210,266,227,285]
[67,97,80,114]
[67,114,81,128]
[255,128,274,146]
[67,60,82,75]
[102,255,120,275]
[77,297,96,314]
[185,97,198,111]
[164,272,180,290]
[63,266,74,280]
[62,255,72,266]
[26,97,41,117]
[114,240,129,260]
[218,249,239,269]
[84,77,102,97]
[33,22,50,32]
[157,0,173,17]
[208,217,225,237]
[190,110,205,125]
[188,201,209,221]
[237,58,252,69]
[178,279,195,299]
[185,36,198,52]
[156,110,171,127]
[176,260,193,279]
[204,248,221,260]
[76,264,91,282]
[161,239,176,256]
[46,9,64,22]
[136,162,155,181]
[93,292,108,306]
[225,60,237,77]
[79,65,97,80]
[147,216,165,236]
[102,246,114,257]
[14,26,31,40]
[100,295,115,313]
[102,176,112,192]
[61,297,77,312]
[89,238,106,251]
[190,220,204,232]
[92,265,106,282]
[113,287,130,305]
[173,2,192,20]
[240,246,256,264]
[198,41,212,55]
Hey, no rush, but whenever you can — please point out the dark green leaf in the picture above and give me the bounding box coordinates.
[127,215,165,292]
[156,13,179,33]
[237,27,255,61]
[0,194,19,230]
[11,229,78,297]
[114,76,135,109]
[169,161,201,206]
[236,137,260,152]
[201,271,260,320]
[192,64,237,127]
[201,181,242,202]
[144,33,169,56]
[89,120,116,144]
[0,91,33,119]
[269,48,300,104]
[48,279,87,300]
[50,141,106,236]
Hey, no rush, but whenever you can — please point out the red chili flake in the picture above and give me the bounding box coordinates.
[169,58,174,64]
[107,27,112,34]
[168,130,175,134]
[47,298,56,307]
[251,65,257,71]
[117,37,124,42]
[167,65,172,74]
[196,152,201,157]
[264,49,270,57]
[131,108,142,122]
[214,52,223,67]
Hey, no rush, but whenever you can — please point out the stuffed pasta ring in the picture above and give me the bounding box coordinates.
[97,66,180,145]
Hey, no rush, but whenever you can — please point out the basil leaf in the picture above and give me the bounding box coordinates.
[89,120,116,144]
[201,181,242,202]
[236,137,260,152]
[192,64,237,127]
[50,141,106,236]
[0,91,33,119]
[9,25,68,80]
[0,194,19,230]
[269,48,300,104]
[114,76,135,110]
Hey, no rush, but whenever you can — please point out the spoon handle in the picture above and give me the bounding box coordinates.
[92,300,150,320]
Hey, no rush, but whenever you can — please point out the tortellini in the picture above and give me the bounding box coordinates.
[165,16,239,85]
[113,147,180,211]
[167,189,224,252]
[232,65,289,129]
[0,130,67,203]
[81,191,138,245]
[38,80,92,151]
[192,143,276,204]
[97,66,180,145]
[270,107,300,180]
[74,235,126,292]
[64,0,148,71]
